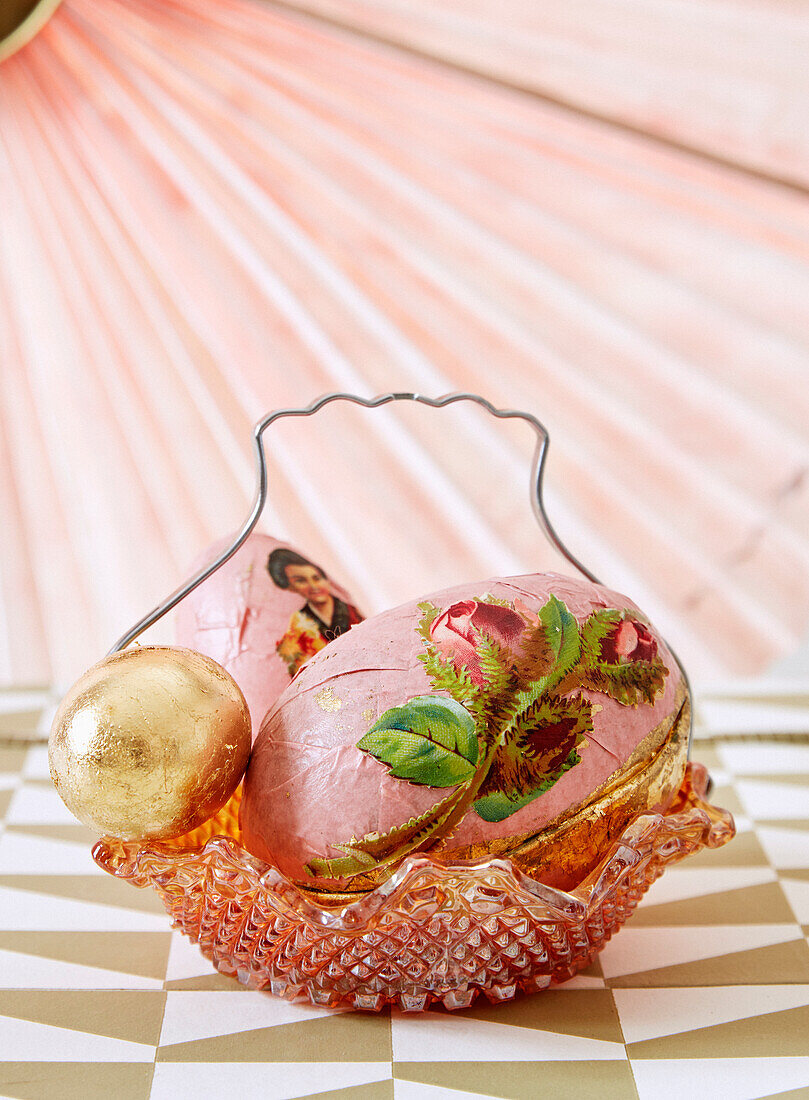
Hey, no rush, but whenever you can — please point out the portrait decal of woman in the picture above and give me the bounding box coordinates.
[268,548,363,675]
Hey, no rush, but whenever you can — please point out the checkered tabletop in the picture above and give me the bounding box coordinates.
[1,737,808,1100]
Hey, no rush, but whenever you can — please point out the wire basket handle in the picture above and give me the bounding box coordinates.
[109,391,598,654]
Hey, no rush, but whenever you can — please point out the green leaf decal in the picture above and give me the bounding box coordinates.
[512,595,581,712]
[474,633,515,699]
[357,695,478,787]
[578,607,622,665]
[415,601,441,642]
[580,657,668,707]
[472,747,582,822]
[539,595,581,676]
[417,649,483,719]
[476,693,591,806]
[479,593,512,608]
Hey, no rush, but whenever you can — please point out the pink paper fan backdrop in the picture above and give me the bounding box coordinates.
[1,0,807,700]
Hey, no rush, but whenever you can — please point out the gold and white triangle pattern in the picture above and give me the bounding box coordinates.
[613,985,809,1045]
[150,1062,393,1100]
[630,1058,809,1100]
[1,743,809,1098]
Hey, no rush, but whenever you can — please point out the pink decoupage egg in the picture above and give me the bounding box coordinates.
[175,534,363,739]
[240,573,687,892]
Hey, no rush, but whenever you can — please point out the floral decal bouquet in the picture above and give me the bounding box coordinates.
[307,594,668,880]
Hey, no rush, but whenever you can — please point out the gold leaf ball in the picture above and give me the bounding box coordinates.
[48,646,252,840]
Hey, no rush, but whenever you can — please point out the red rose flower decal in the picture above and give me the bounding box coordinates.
[599,619,657,664]
[429,599,526,686]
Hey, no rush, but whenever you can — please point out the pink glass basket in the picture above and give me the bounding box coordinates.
[94,762,732,1011]
[92,393,735,1010]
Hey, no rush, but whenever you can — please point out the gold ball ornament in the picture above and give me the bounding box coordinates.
[48,646,252,840]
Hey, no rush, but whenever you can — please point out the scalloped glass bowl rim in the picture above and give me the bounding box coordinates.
[91,763,735,1010]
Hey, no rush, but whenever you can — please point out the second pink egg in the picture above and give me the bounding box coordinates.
[175,534,364,738]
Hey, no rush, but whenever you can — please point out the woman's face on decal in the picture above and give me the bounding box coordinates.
[284,564,330,607]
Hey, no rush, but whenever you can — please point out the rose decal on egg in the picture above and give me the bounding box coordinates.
[429,599,527,686]
[306,594,669,880]
[600,619,657,663]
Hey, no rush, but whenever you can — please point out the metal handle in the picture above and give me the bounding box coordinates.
[109,391,598,654]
